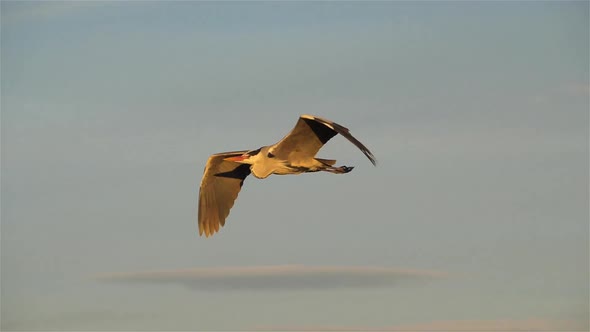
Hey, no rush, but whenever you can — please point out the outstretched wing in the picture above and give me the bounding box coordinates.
[270,115,377,166]
[198,150,251,237]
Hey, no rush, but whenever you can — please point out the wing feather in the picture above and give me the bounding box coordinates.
[198,151,251,237]
[270,115,377,166]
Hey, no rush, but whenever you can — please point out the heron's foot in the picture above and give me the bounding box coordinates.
[325,165,354,174]
[340,166,354,173]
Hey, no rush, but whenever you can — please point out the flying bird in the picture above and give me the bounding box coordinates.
[198,114,377,237]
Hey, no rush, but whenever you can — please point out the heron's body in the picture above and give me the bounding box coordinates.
[240,146,338,179]
[198,114,376,237]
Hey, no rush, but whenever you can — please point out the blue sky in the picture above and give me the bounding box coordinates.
[1,1,588,330]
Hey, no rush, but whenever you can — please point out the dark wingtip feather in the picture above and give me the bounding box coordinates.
[367,152,377,166]
[302,114,377,167]
[364,148,377,166]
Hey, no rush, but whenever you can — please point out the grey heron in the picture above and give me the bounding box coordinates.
[198,114,376,237]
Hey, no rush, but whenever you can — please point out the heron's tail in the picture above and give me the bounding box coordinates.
[315,158,337,166]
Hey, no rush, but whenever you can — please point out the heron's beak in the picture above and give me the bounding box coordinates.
[224,155,247,162]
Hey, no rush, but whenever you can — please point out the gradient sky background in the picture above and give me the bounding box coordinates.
[1,1,588,331]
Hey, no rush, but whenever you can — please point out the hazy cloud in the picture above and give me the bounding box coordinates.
[1,1,110,25]
[97,265,447,291]
[566,83,590,97]
[255,318,586,331]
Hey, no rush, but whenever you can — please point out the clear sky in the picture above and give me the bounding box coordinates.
[1,1,588,330]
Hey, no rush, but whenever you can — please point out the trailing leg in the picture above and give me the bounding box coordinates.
[324,165,354,174]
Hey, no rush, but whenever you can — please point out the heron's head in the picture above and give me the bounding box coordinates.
[223,148,262,165]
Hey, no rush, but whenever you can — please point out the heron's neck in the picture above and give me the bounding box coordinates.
[249,146,285,179]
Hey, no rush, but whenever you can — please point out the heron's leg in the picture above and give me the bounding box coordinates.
[324,165,354,174]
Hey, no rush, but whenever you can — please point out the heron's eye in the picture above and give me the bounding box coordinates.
[267,152,275,158]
